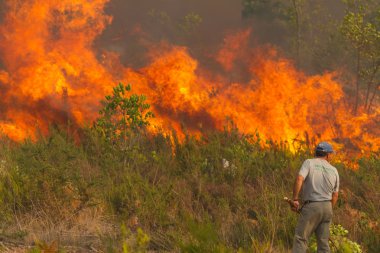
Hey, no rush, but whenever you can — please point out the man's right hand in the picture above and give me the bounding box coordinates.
[291,200,300,212]
[284,197,300,212]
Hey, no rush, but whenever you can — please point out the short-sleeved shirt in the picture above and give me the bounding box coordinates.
[299,158,339,201]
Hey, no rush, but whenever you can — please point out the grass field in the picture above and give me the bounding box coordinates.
[0,125,378,252]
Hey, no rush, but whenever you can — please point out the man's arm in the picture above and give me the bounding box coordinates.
[292,175,304,210]
[331,172,339,207]
[331,192,339,207]
[293,175,304,200]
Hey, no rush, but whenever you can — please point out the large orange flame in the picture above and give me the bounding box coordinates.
[0,0,114,140]
[0,1,378,155]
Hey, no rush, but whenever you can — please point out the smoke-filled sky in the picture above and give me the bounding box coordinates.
[97,0,247,68]
[95,0,346,71]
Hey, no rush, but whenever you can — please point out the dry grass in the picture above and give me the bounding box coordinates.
[2,206,116,252]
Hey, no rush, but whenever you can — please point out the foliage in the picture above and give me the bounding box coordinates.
[340,0,380,112]
[241,0,288,20]
[309,224,362,253]
[180,220,233,253]
[121,225,150,253]
[341,11,378,51]
[0,126,378,252]
[178,13,203,34]
[147,9,171,26]
[0,128,95,219]
[96,83,154,141]
[147,9,203,40]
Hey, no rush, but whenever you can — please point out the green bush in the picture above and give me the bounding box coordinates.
[309,224,362,253]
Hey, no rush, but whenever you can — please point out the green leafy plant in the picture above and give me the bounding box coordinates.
[180,220,234,253]
[309,224,362,253]
[96,83,154,142]
[121,224,150,253]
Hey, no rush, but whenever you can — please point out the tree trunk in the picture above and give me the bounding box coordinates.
[354,49,361,114]
[292,0,301,67]
[367,83,379,114]
[364,63,379,109]
[123,109,127,168]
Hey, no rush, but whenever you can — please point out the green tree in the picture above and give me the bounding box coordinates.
[147,9,202,43]
[96,83,154,143]
[341,0,380,113]
[178,12,203,35]
[242,0,287,20]
[241,0,306,67]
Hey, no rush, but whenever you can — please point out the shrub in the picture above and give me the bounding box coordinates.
[309,224,362,253]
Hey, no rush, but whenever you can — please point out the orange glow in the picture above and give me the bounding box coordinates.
[0,0,378,158]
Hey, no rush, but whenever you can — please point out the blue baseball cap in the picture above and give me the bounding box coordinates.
[315,142,334,153]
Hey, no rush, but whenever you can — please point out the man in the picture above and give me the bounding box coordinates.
[291,142,339,253]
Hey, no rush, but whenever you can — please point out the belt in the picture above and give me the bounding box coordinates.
[303,200,331,204]
[299,200,331,212]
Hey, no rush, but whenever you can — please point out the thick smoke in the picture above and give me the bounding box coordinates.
[96,0,245,69]
[96,0,346,73]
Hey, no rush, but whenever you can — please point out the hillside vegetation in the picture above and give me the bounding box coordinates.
[0,85,378,253]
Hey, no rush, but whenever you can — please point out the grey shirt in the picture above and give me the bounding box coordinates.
[299,158,339,201]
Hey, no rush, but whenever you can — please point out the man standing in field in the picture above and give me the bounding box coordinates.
[291,142,339,253]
